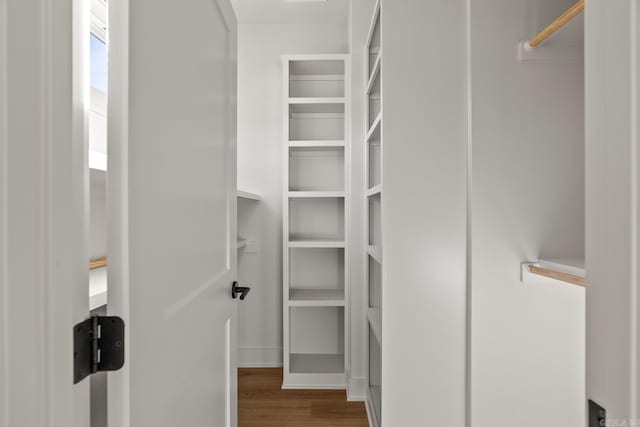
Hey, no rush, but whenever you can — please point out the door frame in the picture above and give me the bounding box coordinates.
[1,0,90,426]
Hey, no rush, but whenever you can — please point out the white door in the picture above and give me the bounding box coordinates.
[107,1,239,426]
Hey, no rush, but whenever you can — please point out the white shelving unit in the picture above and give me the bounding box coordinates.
[282,54,351,390]
[365,2,382,425]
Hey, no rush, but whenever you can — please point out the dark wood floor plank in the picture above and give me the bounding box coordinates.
[239,368,369,427]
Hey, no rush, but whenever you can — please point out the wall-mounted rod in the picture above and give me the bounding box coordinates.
[528,265,586,287]
[90,257,107,270]
[527,0,584,48]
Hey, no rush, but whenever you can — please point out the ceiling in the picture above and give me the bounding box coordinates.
[230,0,348,25]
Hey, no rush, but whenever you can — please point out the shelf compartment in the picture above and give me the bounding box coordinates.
[368,324,382,424]
[366,54,381,95]
[290,353,345,375]
[368,256,382,309]
[289,197,344,242]
[289,306,344,373]
[367,245,382,263]
[289,146,345,192]
[289,289,345,307]
[368,140,381,188]
[368,194,381,247]
[289,103,345,142]
[368,308,382,345]
[367,11,381,79]
[289,60,345,98]
[366,112,382,142]
[289,247,344,292]
[368,74,381,129]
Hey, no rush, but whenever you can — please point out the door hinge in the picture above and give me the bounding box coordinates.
[73,316,125,384]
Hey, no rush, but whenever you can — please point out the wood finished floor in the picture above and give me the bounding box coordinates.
[238,368,369,427]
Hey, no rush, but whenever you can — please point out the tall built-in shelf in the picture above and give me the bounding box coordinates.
[365,2,382,425]
[282,54,351,390]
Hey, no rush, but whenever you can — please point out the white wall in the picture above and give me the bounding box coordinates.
[469,1,585,426]
[586,0,640,421]
[236,23,349,368]
[380,0,468,425]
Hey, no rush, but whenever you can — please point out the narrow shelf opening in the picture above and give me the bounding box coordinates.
[289,198,345,242]
[289,146,345,192]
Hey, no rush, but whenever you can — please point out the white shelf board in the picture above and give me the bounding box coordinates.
[368,307,382,344]
[288,191,345,198]
[289,289,345,307]
[289,97,346,104]
[289,140,345,148]
[366,185,382,197]
[237,190,262,201]
[89,266,107,311]
[289,353,345,374]
[289,74,344,82]
[366,53,381,95]
[289,239,346,249]
[367,245,382,263]
[237,238,248,249]
[366,112,382,142]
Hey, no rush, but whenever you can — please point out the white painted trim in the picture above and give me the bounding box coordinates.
[107,0,131,425]
[237,347,283,368]
[346,375,366,402]
[0,0,8,424]
[364,395,378,427]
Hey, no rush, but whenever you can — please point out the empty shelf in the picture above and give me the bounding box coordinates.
[367,245,382,263]
[237,190,262,201]
[289,289,345,307]
[368,307,382,344]
[289,353,345,374]
[288,191,345,198]
[366,185,382,197]
[526,257,586,287]
[289,239,346,249]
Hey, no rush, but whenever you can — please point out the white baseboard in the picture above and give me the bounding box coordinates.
[237,346,282,368]
[347,375,367,401]
[365,397,378,427]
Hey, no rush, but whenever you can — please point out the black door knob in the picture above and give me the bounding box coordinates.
[232,281,251,300]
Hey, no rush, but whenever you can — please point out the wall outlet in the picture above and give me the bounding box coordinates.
[245,239,258,254]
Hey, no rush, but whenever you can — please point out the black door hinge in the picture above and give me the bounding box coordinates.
[73,316,125,384]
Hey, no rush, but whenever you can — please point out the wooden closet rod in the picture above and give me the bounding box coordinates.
[528,0,584,48]
[528,265,586,287]
[89,257,107,270]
